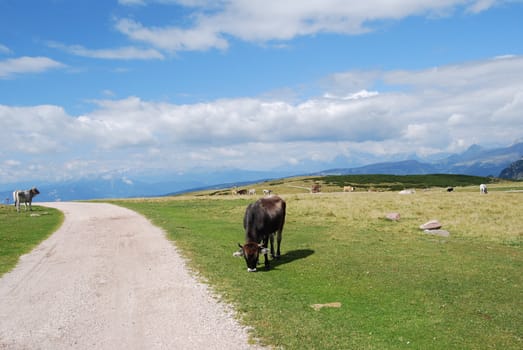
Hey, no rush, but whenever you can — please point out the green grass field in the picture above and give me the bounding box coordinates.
[115,183,522,349]
[0,205,63,277]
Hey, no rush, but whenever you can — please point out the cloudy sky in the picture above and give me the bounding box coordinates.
[1,0,523,185]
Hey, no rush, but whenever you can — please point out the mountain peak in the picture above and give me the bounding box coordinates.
[499,158,523,180]
[463,144,484,156]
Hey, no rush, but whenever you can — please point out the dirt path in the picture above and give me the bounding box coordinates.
[0,202,263,350]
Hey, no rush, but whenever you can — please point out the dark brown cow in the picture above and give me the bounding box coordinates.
[237,196,286,272]
[311,184,321,193]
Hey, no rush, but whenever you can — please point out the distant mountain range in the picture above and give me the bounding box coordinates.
[499,159,523,180]
[316,142,523,177]
[1,142,522,202]
[0,169,294,202]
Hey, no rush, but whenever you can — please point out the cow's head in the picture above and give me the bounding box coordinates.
[31,187,40,195]
[237,242,269,272]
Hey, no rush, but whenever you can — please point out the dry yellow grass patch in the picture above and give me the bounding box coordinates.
[283,189,521,245]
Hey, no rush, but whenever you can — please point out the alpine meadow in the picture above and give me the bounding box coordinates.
[110,177,522,349]
[2,175,522,348]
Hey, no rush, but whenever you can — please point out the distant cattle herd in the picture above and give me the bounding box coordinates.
[232,188,272,196]
[230,183,490,196]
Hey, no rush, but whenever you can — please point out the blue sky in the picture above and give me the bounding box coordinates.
[1,0,523,185]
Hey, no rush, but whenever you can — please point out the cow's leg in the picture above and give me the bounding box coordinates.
[275,229,282,258]
[269,233,275,258]
[262,238,270,269]
[28,201,32,211]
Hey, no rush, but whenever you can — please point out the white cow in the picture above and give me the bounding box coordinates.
[343,186,355,192]
[479,184,488,194]
[13,187,40,212]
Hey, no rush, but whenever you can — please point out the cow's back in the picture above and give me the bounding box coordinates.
[14,190,28,202]
[244,196,285,242]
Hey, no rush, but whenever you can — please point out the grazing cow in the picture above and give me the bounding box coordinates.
[480,184,488,194]
[263,189,272,196]
[311,184,321,193]
[236,189,248,195]
[447,187,454,192]
[248,188,256,195]
[343,186,354,192]
[13,187,40,212]
[237,196,286,272]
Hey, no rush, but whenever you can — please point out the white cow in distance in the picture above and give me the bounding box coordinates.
[480,184,488,194]
[13,187,40,212]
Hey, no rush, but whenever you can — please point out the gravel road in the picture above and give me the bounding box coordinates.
[0,202,264,350]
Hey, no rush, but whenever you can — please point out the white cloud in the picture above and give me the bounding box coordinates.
[3,159,21,167]
[465,0,497,13]
[0,44,12,55]
[47,42,165,60]
[115,18,229,52]
[324,90,379,100]
[0,104,73,153]
[447,113,467,126]
[118,0,146,5]
[102,89,116,97]
[122,176,134,185]
[1,55,522,183]
[114,0,504,52]
[0,56,65,78]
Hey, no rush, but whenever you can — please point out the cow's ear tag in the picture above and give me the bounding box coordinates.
[233,249,243,257]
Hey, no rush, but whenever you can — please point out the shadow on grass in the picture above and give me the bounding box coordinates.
[259,249,315,272]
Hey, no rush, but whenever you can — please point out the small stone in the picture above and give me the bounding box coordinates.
[424,229,450,237]
[419,220,442,230]
[310,302,342,311]
[385,212,401,221]
[399,189,416,194]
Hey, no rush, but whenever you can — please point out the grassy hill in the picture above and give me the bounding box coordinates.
[194,173,498,196]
